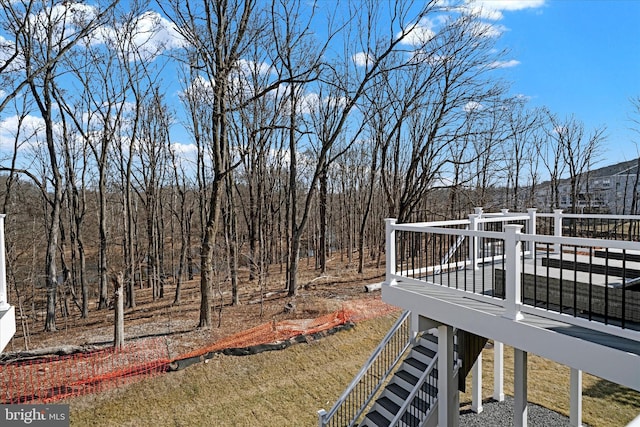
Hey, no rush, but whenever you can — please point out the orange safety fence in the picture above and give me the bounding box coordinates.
[0,338,170,404]
[0,297,399,405]
[175,297,399,361]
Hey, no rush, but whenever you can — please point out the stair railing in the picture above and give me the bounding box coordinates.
[389,354,439,426]
[318,310,412,427]
[390,329,463,427]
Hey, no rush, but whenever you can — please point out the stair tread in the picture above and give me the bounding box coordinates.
[405,356,428,371]
[401,409,421,426]
[375,397,422,427]
[365,410,390,427]
[420,382,438,397]
[388,383,409,400]
[413,344,436,359]
[422,333,438,344]
[396,369,419,386]
[379,396,400,413]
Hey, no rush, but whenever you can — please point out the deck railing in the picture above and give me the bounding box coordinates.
[385,209,640,336]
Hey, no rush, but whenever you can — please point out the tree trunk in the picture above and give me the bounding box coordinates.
[98,168,109,309]
[113,273,124,349]
[319,167,327,273]
[199,180,224,328]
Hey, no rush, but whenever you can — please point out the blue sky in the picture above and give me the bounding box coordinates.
[1,0,639,172]
[492,0,640,166]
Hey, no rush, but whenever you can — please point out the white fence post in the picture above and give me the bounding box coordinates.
[0,215,8,311]
[385,218,398,286]
[469,214,480,270]
[570,368,583,427]
[526,208,537,258]
[471,352,483,413]
[553,209,563,254]
[503,224,524,321]
[493,341,505,402]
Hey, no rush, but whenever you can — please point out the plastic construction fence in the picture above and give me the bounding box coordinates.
[0,297,398,404]
[0,338,170,404]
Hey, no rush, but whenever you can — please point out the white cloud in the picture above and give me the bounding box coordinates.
[465,0,545,21]
[121,11,186,62]
[29,3,99,44]
[0,114,46,151]
[477,0,545,12]
[400,19,437,46]
[487,59,521,69]
[464,101,484,113]
[470,20,506,38]
[169,141,197,155]
[237,58,273,77]
[352,52,374,67]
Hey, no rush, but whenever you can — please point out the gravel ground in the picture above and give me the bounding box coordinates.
[459,396,588,427]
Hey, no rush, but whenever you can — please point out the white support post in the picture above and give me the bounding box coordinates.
[385,218,397,286]
[469,214,480,270]
[503,225,524,321]
[471,352,483,413]
[526,208,537,258]
[438,324,457,427]
[410,311,419,344]
[0,215,8,311]
[514,348,528,427]
[553,209,563,254]
[570,368,583,427]
[493,341,505,401]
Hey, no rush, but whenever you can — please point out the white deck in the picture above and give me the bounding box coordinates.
[383,277,640,392]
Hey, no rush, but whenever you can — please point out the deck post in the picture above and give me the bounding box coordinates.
[526,208,537,258]
[503,225,524,321]
[410,311,419,344]
[553,209,563,254]
[471,352,483,413]
[0,215,8,311]
[493,341,505,401]
[438,324,458,427]
[469,213,480,270]
[514,348,528,427]
[385,218,397,286]
[570,368,583,427]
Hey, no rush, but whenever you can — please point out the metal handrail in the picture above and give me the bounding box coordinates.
[318,310,412,427]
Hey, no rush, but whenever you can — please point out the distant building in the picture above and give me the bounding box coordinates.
[534,158,640,214]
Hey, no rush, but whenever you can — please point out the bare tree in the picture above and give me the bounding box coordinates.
[548,113,605,213]
[0,0,120,114]
[11,2,117,330]
[164,0,261,328]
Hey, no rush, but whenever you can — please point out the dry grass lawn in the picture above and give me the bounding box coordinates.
[68,314,639,426]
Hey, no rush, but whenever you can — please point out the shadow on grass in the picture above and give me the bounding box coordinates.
[583,379,640,408]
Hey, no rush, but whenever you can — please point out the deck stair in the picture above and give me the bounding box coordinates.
[359,333,440,427]
[360,330,477,427]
